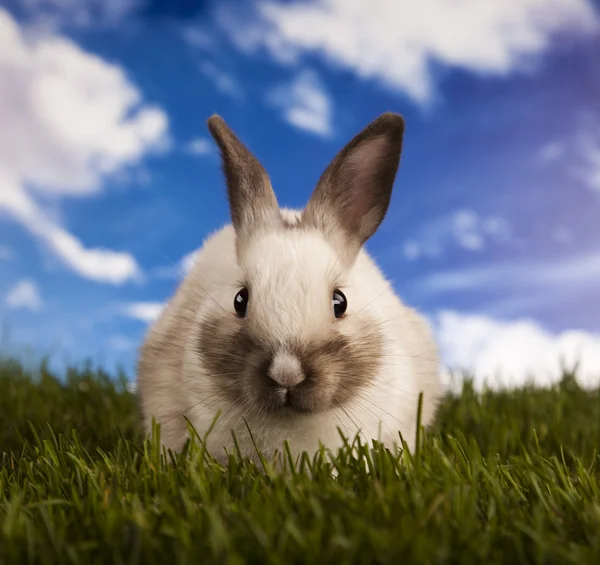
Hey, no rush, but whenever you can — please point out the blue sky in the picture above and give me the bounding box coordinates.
[1,0,600,388]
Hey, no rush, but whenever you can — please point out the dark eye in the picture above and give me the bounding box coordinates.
[234,288,249,318]
[332,289,347,318]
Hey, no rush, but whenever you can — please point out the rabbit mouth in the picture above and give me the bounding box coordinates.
[266,383,324,415]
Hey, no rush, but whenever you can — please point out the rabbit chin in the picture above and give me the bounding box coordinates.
[187,388,414,467]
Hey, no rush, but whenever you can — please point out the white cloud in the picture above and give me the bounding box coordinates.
[481,217,511,240]
[452,210,485,251]
[17,0,139,29]
[402,209,510,260]
[579,133,600,192]
[421,248,600,295]
[199,60,243,99]
[186,137,212,156]
[552,226,572,244]
[402,241,421,261]
[537,140,566,164]
[266,69,333,136]
[5,278,43,312]
[182,27,215,50]
[122,301,164,323]
[181,249,199,274]
[0,9,169,284]
[536,122,600,192]
[0,245,13,260]
[435,310,600,391]
[1,189,142,283]
[218,0,598,104]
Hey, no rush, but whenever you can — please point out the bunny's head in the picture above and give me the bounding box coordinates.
[198,114,406,418]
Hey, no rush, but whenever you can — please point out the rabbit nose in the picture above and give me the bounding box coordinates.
[267,351,305,388]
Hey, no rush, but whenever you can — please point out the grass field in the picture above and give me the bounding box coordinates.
[1,356,599,564]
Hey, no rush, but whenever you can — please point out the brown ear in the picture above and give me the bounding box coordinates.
[302,112,405,253]
[207,115,280,237]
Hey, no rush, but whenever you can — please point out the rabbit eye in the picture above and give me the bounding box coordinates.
[234,288,249,318]
[332,289,347,318]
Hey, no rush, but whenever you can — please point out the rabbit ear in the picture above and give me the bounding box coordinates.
[303,113,404,254]
[207,115,280,238]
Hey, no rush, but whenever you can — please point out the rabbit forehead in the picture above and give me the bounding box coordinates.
[242,228,343,291]
[239,229,341,340]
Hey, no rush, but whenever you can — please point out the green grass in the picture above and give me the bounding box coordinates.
[1,357,600,564]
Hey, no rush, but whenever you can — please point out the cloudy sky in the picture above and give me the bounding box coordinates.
[1,0,599,390]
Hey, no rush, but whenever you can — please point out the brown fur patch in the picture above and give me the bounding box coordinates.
[207,115,281,236]
[196,315,253,406]
[197,312,383,416]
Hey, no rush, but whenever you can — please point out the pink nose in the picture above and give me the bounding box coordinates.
[267,351,305,388]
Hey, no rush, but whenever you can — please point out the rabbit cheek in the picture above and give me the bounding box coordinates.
[309,326,383,408]
[197,315,255,405]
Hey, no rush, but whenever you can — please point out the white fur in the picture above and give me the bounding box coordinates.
[137,208,443,465]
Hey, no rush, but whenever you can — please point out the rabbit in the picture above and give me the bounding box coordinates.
[136,112,443,466]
